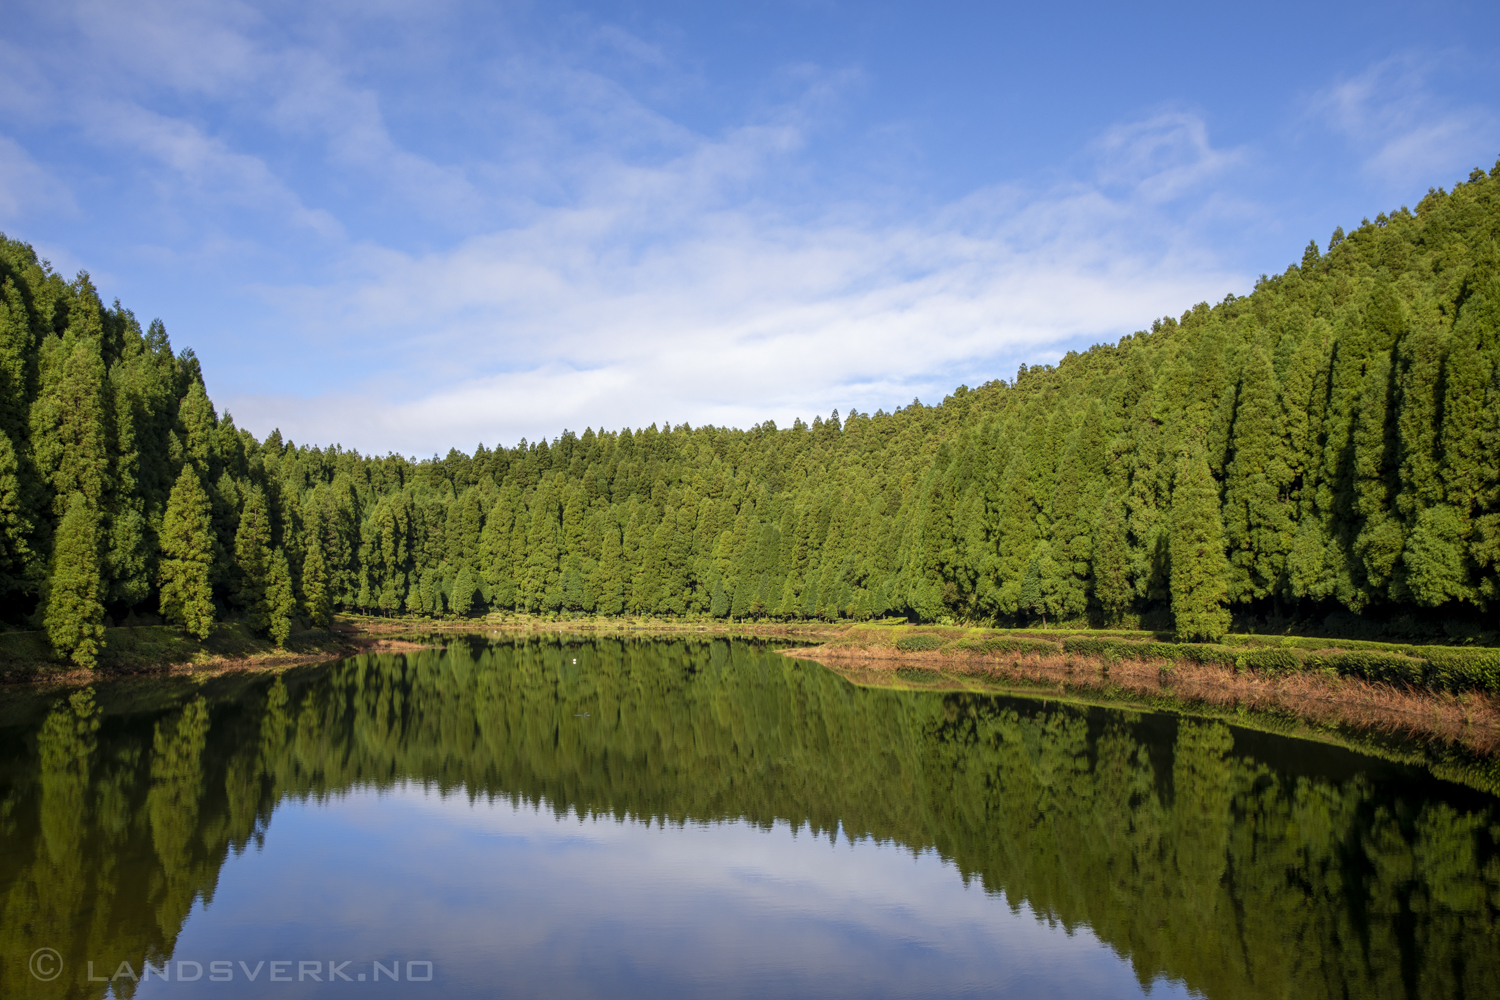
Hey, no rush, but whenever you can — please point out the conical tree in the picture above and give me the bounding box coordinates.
[264,547,296,647]
[450,564,476,617]
[709,576,729,618]
[1093,492,1131,623]
[0,427,33,596]
[1223,345,1293,602]
[30,309,110,514]
[159,466,215,639]
[234,484,272,629]
[41,491,106,668]
[301,531,332,628]
[1170,448,1231,641]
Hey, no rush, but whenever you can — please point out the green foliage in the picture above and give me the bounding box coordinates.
[265,547,296,647]
[895,633,944,652]
[953,635,1061,656]
[300,529,332,628]
[450,564,476,618]
[40,492,105,667]
[158,467,214,639]
[1309,650,1427,687]
[0,427,33,595]
[234,484,272,630]
[1170,449,1231,641]
[1235,648,1301,675]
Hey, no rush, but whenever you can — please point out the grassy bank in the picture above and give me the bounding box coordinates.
[815,656,1500,796]
[0,623,354,683]
[784,622,1500,760]
[335,611,853,640]
[797,622,1500,695]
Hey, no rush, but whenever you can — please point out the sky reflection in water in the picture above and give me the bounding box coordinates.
[150,787,1180,1000]
[2,636,1495,1000]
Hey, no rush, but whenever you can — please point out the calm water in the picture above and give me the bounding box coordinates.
[2,637,1498,1000]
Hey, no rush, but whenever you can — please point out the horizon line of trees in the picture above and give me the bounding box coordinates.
[3,159,1500,666]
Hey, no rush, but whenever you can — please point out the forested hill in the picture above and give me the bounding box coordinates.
[3,163,1500,665]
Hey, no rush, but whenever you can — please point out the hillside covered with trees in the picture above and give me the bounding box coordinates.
[2,163,1499,665]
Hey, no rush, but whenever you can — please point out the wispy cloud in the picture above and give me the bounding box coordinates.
[1312,55,1497,189]
[0,133,74,220]
[1092,111,1244,203]
[0,0,1253,456]
[230,109,1246,455]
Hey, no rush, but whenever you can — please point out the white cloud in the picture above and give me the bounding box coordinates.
[228,110,1247,455]
[1313,55,1497,188]
[1092,111,1243,202]
[0,1,1252,456]
[0,133,74,220]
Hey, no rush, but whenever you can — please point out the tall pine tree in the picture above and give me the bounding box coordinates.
[1170,449,1231,641]
[41,492,105,667]
[159,466,215,639]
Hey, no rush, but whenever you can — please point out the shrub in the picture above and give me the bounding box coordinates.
[1236,649,1301,676]
[1171,644,1238,668]
[966,637,1061,656]
[1062,637,1110,657]
[1324,651,1425,686]
[1420,648,1500,694]
[895,633,944,652]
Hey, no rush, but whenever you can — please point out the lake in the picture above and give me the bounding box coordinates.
[2,636,1497,999]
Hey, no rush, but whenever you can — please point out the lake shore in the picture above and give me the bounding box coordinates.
[0,623,377,687]
[783,641,1500,762]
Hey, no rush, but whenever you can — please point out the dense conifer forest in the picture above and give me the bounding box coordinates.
[3,163,1500,665]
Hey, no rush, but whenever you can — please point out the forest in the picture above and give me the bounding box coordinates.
[2,162,1499,665]
[2,639,1496,1000]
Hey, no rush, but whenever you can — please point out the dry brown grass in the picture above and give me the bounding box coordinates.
[783,646,1500,757]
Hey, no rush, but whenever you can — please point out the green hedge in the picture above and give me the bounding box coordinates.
[1415,648,1500,694]
[955,636,1062,656]
[1235,649,1302,676]
[895,634,944,652]
[1061,636,1238,668]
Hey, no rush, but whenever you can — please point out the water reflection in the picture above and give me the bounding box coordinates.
[0,636,1496,999]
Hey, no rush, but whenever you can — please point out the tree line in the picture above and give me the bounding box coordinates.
[3,162,1499,663]
[3,639,1496,1000]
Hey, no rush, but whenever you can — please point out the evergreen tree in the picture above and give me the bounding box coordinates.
[30,316,110,513]
[451,564,476,617]
[301,529,332,628]
[0,428,33,596]
[265,547,296,647]
[1222,346,1293,602]
[41,491,105,667]
[1300,239,1321,271]
[1170,449,1231,642]
[234,484,272,629]
[159,466,215,639]
[1093,493,1131,623]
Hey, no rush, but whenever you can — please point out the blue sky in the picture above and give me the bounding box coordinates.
[1,0,1497,457]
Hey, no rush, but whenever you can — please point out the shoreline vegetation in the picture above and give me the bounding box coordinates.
[7,611,1497,785]
[781,622,1500,763]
